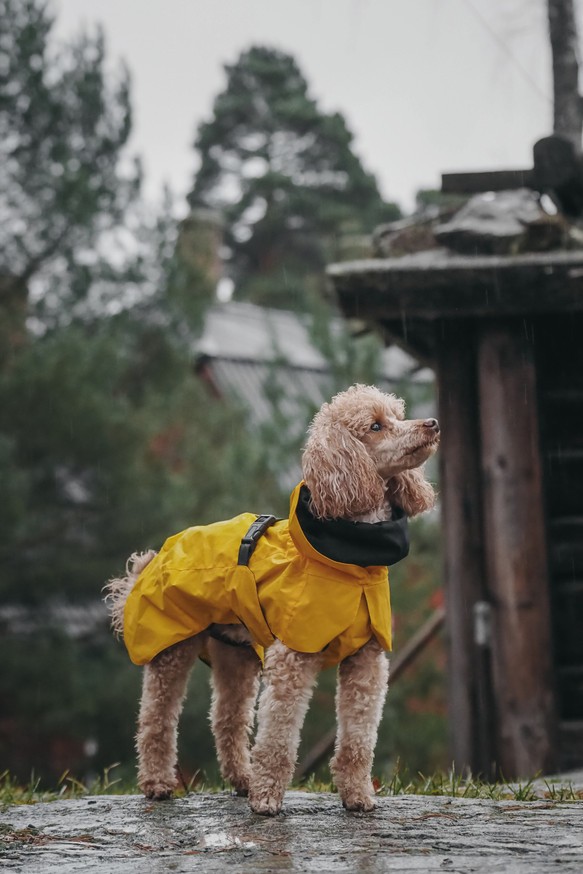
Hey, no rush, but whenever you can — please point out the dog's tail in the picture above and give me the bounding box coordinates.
[103,550,157,638]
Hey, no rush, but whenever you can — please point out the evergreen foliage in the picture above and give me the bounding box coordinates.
[0,5,444,783]
[0,2,285,607]
[0,318,288,604]
[0,2,288,778]
[0,0,142,332]
[189,46,400,308]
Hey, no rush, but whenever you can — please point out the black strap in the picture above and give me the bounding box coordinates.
[237,514,278,566]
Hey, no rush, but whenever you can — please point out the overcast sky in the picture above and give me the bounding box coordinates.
[54,0,566,215]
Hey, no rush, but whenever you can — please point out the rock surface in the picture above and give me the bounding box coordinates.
[433,189,566,255]
[1,788,583,872]
[371,190,575,260]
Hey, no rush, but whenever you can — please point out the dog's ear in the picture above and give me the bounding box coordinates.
[386,467,436,517]
[302,424,385,519]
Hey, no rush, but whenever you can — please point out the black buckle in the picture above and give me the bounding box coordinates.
[237,514,277,566]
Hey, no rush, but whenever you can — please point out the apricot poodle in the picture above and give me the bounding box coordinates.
[105,384,439,814]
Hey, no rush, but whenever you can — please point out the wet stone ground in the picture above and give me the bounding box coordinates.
[1,789,583,873]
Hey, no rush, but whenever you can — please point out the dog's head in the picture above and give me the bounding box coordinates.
[302,384,439,520]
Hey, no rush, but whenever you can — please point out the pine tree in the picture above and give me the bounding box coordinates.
[0,6,296,782]
[189,46,399,308]
[0,0,140,336]
[0,3,284,603]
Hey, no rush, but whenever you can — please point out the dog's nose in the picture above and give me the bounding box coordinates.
[424,418,440,434]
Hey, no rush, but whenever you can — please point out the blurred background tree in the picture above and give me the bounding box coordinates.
[0,0,138,334]
[0,0,286,605]
[189,45,400,309]
[0,0,445,787]
[0,0,285,782]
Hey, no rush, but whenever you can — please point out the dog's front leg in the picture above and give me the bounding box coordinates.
[330,638,388,811]
[208,638,261,796]
[249,641,321,815]
[136,636,202,799]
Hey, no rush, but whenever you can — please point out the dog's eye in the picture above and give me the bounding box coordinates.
[370,422,382,432]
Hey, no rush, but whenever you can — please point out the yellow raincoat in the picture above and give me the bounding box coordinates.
[123,482,410,670]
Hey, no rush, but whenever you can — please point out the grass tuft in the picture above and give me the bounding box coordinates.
[372,762,583,801]
[0,765,138,805]
[2,762,582,806]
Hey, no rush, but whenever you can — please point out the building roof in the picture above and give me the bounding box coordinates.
[327,190,583,362]
[329,250,583,322]
[194,302,434,489]
[195,301,431,393]
[196,301,329,370]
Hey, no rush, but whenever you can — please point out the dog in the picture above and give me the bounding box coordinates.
[105,384,439,814]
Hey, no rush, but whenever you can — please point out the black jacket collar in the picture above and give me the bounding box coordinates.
[295,484,410,568]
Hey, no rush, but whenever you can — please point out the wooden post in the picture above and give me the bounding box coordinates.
[437,320,494,776]
[478,320,559,778]
[548,0,582,151]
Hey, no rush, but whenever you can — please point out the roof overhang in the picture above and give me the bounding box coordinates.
[328,250,583,362]
[329,250,583,320]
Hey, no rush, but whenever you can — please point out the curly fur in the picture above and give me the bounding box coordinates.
[302,423,386,519]
[303,384,437,522]
[386,467,436,518]
[105,383,439,814]
[104,550,157,637]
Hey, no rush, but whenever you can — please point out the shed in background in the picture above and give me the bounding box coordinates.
[329,187,583,780]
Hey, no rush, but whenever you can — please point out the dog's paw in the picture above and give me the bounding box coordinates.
[226,768,250,797]
[248,789,283,816]
[341,791,377,812]
[140,780,175,801]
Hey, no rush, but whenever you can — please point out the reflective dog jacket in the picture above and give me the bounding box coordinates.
[123,482,410,670]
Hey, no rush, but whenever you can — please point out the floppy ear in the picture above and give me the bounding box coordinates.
[302,424,385,520]
[385,467,436,518]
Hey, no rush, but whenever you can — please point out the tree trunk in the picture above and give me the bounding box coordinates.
[548,0,582,150]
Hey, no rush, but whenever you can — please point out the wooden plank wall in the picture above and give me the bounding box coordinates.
[438,317,563,778]
[536,313,583,769]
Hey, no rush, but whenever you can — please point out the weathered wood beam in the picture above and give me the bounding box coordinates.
[533,135,583,216]
[329,251,583,322]
[442,169,533,194]
[548,0,582,151]
[560,721,583,769]
[377,319,437,367]
[437,320,494,777]
[441,136,583,216]
[478,321,559,778]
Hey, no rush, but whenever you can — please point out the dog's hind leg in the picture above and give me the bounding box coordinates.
[208,638,261,796]
[136,635,203,800]
[249,641,322,815]
[330,638,388,811]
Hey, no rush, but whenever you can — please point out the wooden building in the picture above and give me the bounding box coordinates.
[329,228,583,779]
